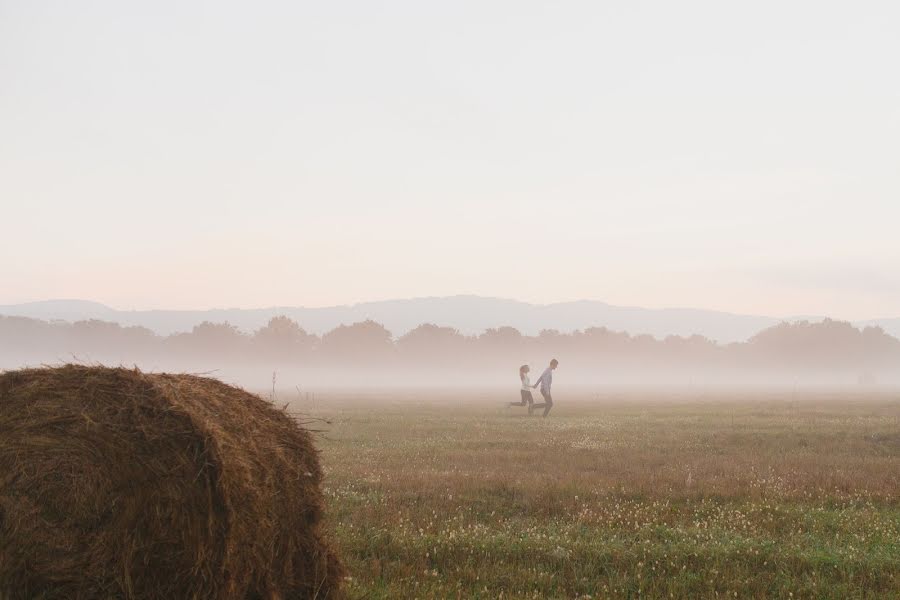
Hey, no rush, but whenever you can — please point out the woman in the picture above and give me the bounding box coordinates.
[509,364,535,409]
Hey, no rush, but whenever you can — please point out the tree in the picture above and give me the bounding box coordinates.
[397,323,469,364]
[253,316,317,362]
[167,321,247,360]
[319,320,393,363]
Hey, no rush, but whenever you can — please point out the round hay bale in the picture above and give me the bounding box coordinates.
[0,365,342,599]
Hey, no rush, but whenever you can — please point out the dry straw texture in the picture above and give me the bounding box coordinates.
[0,365,342,599]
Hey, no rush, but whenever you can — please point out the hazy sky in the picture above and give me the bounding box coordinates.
[2,1,898,319]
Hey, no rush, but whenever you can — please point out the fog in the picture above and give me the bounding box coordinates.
[3,314,898,391]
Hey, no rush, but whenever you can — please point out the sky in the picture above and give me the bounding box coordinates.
[1,1,898,319]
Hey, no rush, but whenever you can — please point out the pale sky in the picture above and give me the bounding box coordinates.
[2,1,898,319]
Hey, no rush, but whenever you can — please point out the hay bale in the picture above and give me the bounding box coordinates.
[0,365,342,599]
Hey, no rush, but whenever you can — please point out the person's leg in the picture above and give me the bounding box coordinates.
[509,390,529,406]
[531,390,548,416]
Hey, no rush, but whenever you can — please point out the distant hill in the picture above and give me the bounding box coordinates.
[0,299,117,322]
[1,296,897,343]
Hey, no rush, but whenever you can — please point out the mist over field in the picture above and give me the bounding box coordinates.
[3,306,899,390]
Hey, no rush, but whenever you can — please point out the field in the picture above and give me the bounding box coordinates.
[294,389,900,599]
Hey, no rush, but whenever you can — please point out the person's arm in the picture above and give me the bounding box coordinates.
[533,372,543,388]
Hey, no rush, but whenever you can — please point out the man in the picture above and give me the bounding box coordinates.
[530,358,558,417]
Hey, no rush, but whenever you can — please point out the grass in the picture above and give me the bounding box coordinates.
[293,389,900,599]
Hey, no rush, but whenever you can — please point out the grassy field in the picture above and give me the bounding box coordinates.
[294,389,900,599]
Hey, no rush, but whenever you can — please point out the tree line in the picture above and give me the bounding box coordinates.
[2,314,899,378]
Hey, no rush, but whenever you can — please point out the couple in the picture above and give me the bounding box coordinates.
[511,359,558,417]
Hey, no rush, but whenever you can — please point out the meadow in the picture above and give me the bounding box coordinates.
[294,389,900,599]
